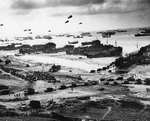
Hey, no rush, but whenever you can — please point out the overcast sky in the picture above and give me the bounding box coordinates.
[0,0,150,36]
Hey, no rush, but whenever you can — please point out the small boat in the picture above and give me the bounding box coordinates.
[68,41,78,44]
[135,33,150,37]
[15,54,22,56]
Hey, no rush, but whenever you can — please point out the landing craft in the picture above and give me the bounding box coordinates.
[28,29,31,31]
[79,22,83,25]
[0,24,4,26]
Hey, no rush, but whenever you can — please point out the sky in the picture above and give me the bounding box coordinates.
[0,0,150,37]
